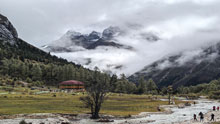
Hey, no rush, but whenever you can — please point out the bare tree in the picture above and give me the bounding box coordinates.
[80,69,110,119]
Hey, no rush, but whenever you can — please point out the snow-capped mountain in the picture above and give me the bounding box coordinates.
[42,26,162,75]
[43,26,127,52]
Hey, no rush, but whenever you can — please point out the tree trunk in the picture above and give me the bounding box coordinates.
[92,104,100,119]
[168,93,171,105]
[90,104,94,117]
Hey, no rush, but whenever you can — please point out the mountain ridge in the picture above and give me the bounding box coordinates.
[43,26,128,52]
[129,42,220,88]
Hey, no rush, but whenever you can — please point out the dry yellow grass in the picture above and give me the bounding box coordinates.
[0,91,188,116]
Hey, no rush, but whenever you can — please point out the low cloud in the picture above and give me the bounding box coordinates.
[52,15,220,75]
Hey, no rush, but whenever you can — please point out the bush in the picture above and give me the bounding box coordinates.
[61,122,70,124]
[19,120,28,124]
[29,91,35,95]
[179,93,199,100]
[2,87,14,93]
[32,81,44,87]
[209,91,220,99]
[26,77,32,83]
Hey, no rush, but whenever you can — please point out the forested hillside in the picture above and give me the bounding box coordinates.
[0,13,94,86]
[0,39,95,86]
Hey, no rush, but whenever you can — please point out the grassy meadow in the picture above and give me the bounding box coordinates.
[0,86,188,117]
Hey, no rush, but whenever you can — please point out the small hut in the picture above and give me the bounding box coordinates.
[59,80,84,91]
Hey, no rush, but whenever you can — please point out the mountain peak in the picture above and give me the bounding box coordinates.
[88,31,101,41]
[43,26,127,52]
[102,26,121,40]
[65,30,81,37]
[0,14,18,44]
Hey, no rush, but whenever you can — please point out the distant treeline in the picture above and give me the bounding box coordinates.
[0,39,94,86]
[109,74,158,94]
[176,78,220,99]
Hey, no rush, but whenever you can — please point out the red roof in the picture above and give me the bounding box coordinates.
[60,80,84,85]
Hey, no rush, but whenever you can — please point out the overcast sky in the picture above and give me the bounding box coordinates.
[0,0,219,46]
[1,0,220,75]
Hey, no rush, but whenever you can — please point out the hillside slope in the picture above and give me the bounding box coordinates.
[0,13,93,85]
[129,43,220,88]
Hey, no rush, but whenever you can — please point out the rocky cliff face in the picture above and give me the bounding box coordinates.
[129,42,220,88]
[0,14,18,44]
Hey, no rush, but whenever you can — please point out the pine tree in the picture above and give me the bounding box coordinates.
[146,79,158,94]
[110,74,118,92]
[137,77,147,94]
[31,64,42,81]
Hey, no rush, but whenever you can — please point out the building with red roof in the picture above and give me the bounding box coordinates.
[59,80,85,90]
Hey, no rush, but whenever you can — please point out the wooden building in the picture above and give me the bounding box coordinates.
[59,80,84,90]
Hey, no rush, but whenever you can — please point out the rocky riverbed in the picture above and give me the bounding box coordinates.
[114,99,220,124]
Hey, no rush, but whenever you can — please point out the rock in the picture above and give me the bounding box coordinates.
[97,119,114,122]
[86,38,123,49]
[178,103,185,108]
[184,102,191,106]
[58,116,70,123]
[0,14,18,44]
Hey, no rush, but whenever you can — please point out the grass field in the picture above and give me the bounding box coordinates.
[0,87,188,116]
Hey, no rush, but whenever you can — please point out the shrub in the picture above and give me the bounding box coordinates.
[179,93,199,100]
[2,87,14,92]
[209,91,220,99]
[26,77,32,83]
[19,120,28,124]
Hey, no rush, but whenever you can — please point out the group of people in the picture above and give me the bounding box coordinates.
[213,106,220,111]
[193,112,204,122]
[193,112,215,122]
[193,106,219,122]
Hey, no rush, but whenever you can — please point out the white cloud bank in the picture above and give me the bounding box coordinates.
[52,14,220,75]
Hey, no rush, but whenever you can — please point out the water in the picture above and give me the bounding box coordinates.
[113,99,219,124]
